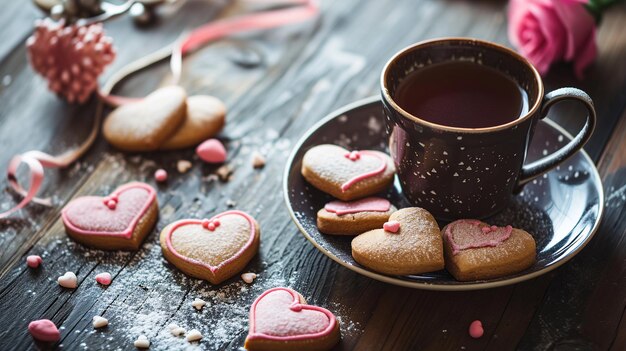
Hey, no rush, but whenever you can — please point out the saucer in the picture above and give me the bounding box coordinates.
[283,96,604,290]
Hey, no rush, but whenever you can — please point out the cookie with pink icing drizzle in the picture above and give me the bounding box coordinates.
[61,182,158,251]
[317,197,396,236]
[244,287,340,351]
[301,144,395,201]
[351,207,444,275]
[442,220,536,281]
[159,210,260,284]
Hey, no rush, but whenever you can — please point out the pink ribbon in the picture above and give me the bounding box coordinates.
[0,0,318,219]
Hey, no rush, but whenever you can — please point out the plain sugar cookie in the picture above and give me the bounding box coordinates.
[62,182,158,250]
[160,210,260,284]
[317,197,396,235]
[351,207,444,275]
[244,287,340,351]
[442,219,536,281]
[160,95,226,150]
[103,86,187,151]
[301,144,395,201]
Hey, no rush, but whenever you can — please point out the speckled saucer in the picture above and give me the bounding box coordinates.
[283,96,604,290]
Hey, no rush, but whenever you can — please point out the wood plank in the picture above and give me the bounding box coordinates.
[0,0,625,350]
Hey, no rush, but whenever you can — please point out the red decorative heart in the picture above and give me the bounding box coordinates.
[62,182,156,239]
[245,287,339,348]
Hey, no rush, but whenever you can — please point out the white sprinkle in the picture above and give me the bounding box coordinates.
[443,151,448,155]
[177,160,192,173]
[458,162,464,165]
[457,136,463,140]
[192,298,207,310]
[57,272,78,289]
[558,135,564,142]
[186,329,203,342]
[430,190,437,195]
[168,323,186,336]
[542,149,548,156]
[431,168,437,173]
[92,316,108,328]
[466,166,472,171]
[419,142,425,147]
[241,272,257,284]
[134,335,150,348]
[460,146,465,150]
[453,172,459,177]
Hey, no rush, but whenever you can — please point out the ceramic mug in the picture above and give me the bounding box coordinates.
[381,38,596,220]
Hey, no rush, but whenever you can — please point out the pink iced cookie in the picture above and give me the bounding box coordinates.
[61,182,159,251]
[95,272,112,285]
[442,220,536,281]
[196,139,227,163]
[26,255,42,268]
[244,287,340,351]
[301,144,395,201]
[28,319,60,342]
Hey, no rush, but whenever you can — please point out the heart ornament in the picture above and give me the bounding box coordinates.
[301,144,395,201]
[442,219,537,281]
[351,207,444,275]
[244,287,341,351]
[160,210,260,284]
[61,182,158,251]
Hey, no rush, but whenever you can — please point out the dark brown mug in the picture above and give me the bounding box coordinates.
[381,38,596,220]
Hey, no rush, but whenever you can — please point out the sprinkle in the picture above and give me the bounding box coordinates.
[241,272,257,284]
[383,221,400,233]
[57,272,78,289]
[192,298,207,310]
[216,165,234,181]
[106,199,117,210]
[154,169,168,182]
[251,151,266,169]
[95,272,112,286]
[469,320,484,338]
[168,323,186,336]
[134,335,150,348]
[26,255,42,268]
[92,316,108,328]
[186,329,203,342]
[177,160,192,173]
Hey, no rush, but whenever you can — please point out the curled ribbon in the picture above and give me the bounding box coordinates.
[0,0,318,219]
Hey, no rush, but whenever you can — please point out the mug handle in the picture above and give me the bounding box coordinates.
[517,87,596,187]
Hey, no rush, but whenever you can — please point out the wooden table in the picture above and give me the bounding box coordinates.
[1,1,626,350]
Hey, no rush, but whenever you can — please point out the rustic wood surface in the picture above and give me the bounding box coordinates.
[1,0,626,350]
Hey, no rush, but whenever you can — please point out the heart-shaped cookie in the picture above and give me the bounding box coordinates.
[160,95,226,150]
[244,287,340,351]
[103,86,187,151]
[442,220,536,281]
[159,210,260,284]
[317,197,397,235]
[301,144,395,201]
[62,182,158,250]
[351,207,444,275]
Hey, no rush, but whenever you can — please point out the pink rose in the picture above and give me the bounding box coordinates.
[508,0,597,79]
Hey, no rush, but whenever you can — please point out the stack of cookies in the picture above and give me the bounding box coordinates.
[301,143,536,281]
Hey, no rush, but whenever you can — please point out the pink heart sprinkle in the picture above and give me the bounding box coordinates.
[469,320,484,339]
[196,139,227,163]
[26,255,42,268]
[154,169,168,182]
[28,319,61,342]
[383,220,400,233]
[95,272,112,286]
